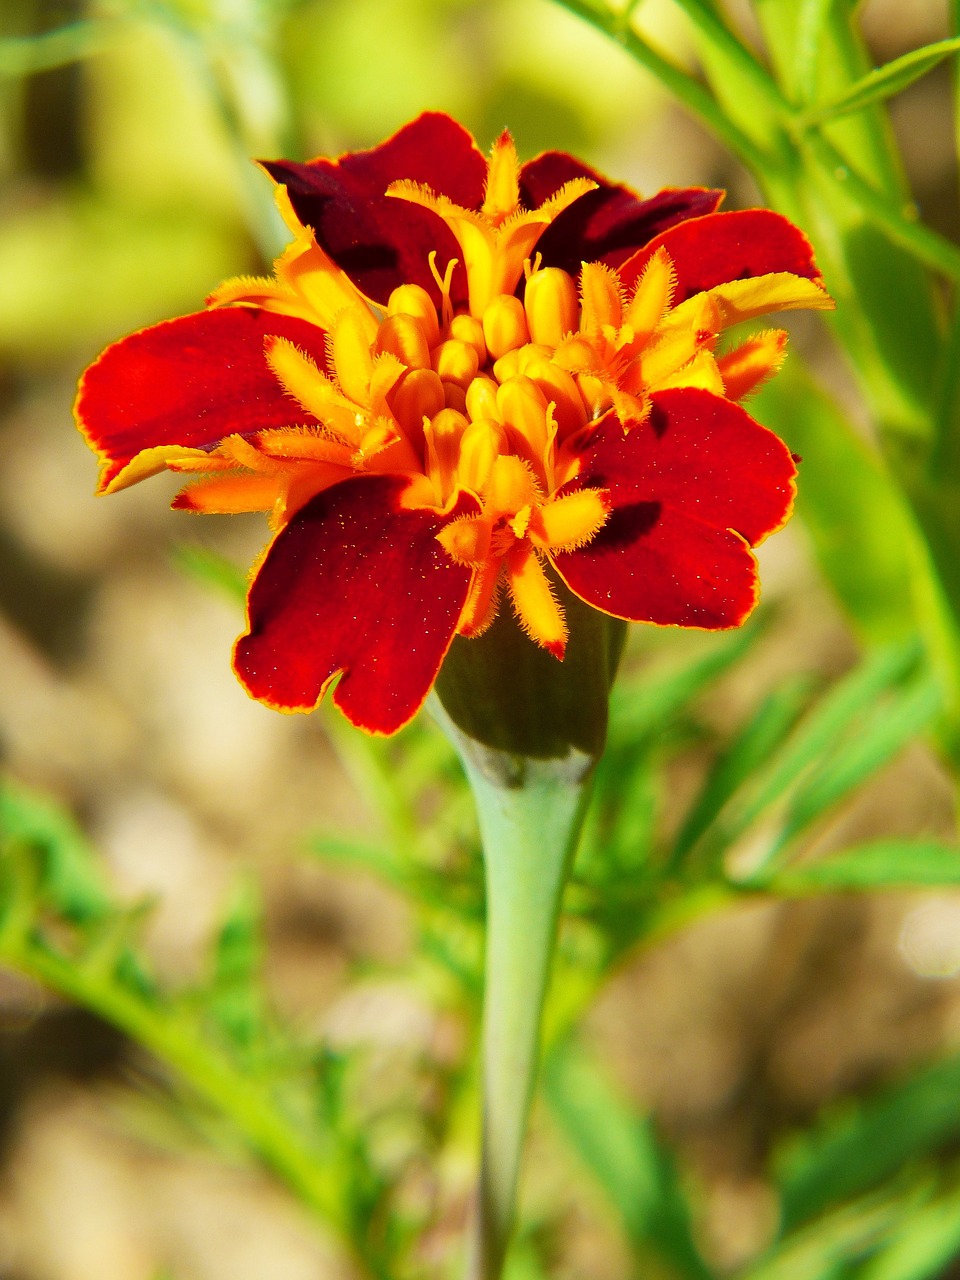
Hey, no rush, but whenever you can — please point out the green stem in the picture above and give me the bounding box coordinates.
[551,0,773,172]
[454,746,596,1280]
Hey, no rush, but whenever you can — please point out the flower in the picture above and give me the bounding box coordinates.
[75,112,832,735]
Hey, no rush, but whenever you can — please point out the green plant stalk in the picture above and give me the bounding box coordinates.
[456,752,595,1280]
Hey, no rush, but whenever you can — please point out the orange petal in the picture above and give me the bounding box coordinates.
[506,544,567,658]
[173,473,282,513]
[718,329,788,400]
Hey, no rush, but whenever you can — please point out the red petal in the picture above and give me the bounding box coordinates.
[262,112,487,308]
[552,389,797,629]
[76,308,328,492]
[618,209,823,301]
[521,151,724,274]
[234,475,479,733]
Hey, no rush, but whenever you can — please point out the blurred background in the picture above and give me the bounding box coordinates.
[1,0,959,1277]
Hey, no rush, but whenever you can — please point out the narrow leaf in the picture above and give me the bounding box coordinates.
[773,677,941,852]
[777,1055,960,1231]
[544,1042,710,1279]
[670,676,813,866]
[860,1185,960,1280]
[758,840,960,893]
[173,543,247,605]
[0,20,115,75]
[709,639,921,853]
[609,624,761,745]
[798,37,960,127]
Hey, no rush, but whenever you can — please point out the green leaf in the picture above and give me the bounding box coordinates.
[0,777,110,923]
[0,19,116,75]
[771,678,941,855]
[759,841,960,893]
[543,1042,710,1279]
[798,37,960,128]
[858,1184,960,1280]
[172,543,247,605]
[777,1055,960,1231]
[705,640,921,856]
[753,366,928,648]
[609,624,762,745]
[744,1191,917,1280]
[308,834,402,879]
[208,878,267,1054]
[669,676,813,866]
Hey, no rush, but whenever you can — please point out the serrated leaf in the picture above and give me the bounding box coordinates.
[798,37,960,128]
[758,841,960,893]
[777,1056,960,1232]
[0,778,109,923]
[208,878,267,1053]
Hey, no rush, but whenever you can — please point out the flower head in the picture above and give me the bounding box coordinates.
[75,113,832,735]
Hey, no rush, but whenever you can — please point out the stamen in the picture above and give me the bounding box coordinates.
[432,338,480,389]
[375,313,431,370]
[496,375,551,461]
[521,356,588,439]
[524,267,579,347]
[331,307,376,404]
[482,294,529,360]
[457,417,506,492]
[579,262,625,334]
[387,282,441,348]
[449,313,488,366]
[717,329,788,400]
[465,373,501,424]
[424,407,469,503]
[388,367,445,453]
[505,544,567,658]
[624,246,676,342]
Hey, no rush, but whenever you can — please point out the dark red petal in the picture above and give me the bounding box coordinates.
[521,150,724,274]
[617,209,824,300]
[262,112,487,308]
[552,389,796,629]
[76,308,328,492]
[234,475,479,733]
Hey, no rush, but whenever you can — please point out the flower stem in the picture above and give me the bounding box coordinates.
[467,760,594,1279]
[431,584,623,1277]
[430,704,596,1280]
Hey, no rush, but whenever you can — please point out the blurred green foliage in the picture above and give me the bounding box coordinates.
[4,0,960,1277]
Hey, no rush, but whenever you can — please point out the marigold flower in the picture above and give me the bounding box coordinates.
[75,112,833,735]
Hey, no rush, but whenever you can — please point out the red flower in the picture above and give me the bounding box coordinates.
[75,113,832,734]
